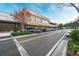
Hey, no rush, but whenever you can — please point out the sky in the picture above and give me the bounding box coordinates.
[0,3,79,24]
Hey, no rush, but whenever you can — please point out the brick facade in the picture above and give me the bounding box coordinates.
[0,21,21,31]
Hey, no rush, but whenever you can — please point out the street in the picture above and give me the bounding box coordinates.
[0,30,67,56]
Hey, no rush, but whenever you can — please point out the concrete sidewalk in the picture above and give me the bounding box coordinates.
[0,32,11,39]
[0,32,11,37]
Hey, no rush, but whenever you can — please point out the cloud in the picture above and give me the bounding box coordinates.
[48,4,79,24]
[0,3,78,24]
[10,4,22,12]
[51,14,79,24]
[29,4,42,14]
[59,5,79,24]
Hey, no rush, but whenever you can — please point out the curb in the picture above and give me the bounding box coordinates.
[46,32,67,56]
[62,40,68,56]
[13,33,37,39]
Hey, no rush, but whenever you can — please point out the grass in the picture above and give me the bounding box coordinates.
[11,32,32,36]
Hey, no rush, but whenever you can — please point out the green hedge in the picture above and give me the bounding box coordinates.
[67,29,79,55]
[67,40,79,55]
[69,30,79,43]
[11,32,32,36]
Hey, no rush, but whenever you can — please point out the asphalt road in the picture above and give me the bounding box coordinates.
[0,39,20,56]
[0,30,67,56]
[16,30,66,56]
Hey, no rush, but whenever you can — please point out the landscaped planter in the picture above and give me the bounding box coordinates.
[67,29,79,56]
[67,40,77,56]
[11,32,32,36]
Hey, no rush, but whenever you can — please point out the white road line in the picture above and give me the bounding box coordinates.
[0,37,12,41]
[0,31,62,43]
[0,34,37,42]
[13,38,29,56]
[14,31,55,39]
[14,34,37,39]
[19,30,62,44]
[46,32,67,56]
[0,30,65,56]
[0,36,29,56]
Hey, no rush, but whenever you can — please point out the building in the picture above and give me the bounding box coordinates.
[13,9,57,31]
[49,22,58,30]
[0,9,57,32]
[0,12,21,31]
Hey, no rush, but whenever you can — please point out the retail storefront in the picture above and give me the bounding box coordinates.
[0,20,21,31]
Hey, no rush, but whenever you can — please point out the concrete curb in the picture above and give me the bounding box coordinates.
[0,32,11,37]
[0,33,37,42]
[62,40,68,56]
[13,33,37,39]
[46,32,67,56]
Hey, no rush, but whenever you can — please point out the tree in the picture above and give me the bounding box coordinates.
[58,23,63,29]
[70,3,79,13]
[65,3,79,29]
[65,3,79,13]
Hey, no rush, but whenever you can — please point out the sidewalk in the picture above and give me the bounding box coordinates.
[0,32,11,39]
[0,32,11,36]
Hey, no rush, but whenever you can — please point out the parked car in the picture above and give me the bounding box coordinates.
[66,29,75,37]
[24,28,42,33]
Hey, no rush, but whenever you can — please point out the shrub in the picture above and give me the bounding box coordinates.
[11,32,32,36]
[69,30,79,43]
[67,29,79,55]
[69,41,79,51]
[67,40,79,55]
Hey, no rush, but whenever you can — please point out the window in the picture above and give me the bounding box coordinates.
[30,15,36,23]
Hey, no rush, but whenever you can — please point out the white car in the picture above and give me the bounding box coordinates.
[66,29,75,37]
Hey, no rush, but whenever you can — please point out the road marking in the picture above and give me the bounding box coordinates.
[14,34,37,39]
[0,36,29,56]
[0,30,66,56]
[19,30,62,44]
[0,38,12,41]
[14,31,55,39]
[46,32,67,56]
[52,40,68,56]
[12,38,29,56]
[0,34,37,42]
[0,30,62,42]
